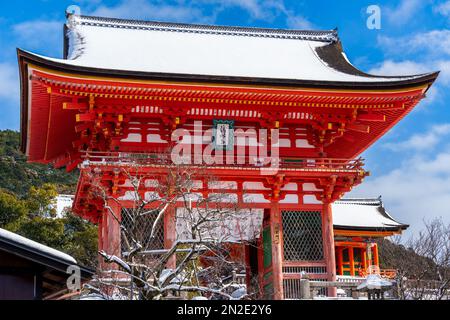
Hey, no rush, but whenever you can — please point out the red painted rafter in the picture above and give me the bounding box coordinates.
[31,71,425,107]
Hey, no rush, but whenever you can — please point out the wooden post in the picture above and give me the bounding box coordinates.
[98,200,121,276]
[164,205,176,269]
[98,218,104,252]
[270,201,283,300]
[367,242,373,267]
[98,209,111,271]
[337,247,343,276]
[362,247,367,274]
[97,199,122,294]
[244,244,252,290]
[256,232,265,298]
[106,199,122,258]
[322,202,337,297]
[97,217,104,268]
[349,247,355,276]
[373,243,379,267]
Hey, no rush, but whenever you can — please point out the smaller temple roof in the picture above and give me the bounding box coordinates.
[0,227,76,264]
[0,227,94,276]
[0,227,94,299]
[332,197,408,233]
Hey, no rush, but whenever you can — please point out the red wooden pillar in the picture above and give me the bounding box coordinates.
[97,217,104,268]
[322,202,337,297]
[98,219,104,252]
[244,244,252,289]
[270,201,283,300]
[336,246,343,276]
[367,242,373,267]
[373,243,379,267]
[362,247,367,273]
[106,199,122,258]
[164,205,176,269]
[256,234,265,298]
[349,247,355,276]
[98,199,121,273]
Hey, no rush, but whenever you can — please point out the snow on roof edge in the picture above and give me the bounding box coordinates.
[334,197,382,205]
[68,13,339,42]
[22,48,437,86]
[0,227,77,265]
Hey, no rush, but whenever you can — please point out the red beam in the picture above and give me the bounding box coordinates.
[357,113,386,122]
[347,123,370,133]
[76,113,96,122]
[63,102,88,110]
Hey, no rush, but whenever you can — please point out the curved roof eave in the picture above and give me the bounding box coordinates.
[333,224,409,232]
[17,48,439,91]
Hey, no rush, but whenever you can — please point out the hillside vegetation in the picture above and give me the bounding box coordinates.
[0,130,97,268]
[0,130,78,197]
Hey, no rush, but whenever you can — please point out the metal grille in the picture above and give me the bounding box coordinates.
[121,209,164,254]
[282,277,328,299]
[282,211,324,261]
[283,278,301,300]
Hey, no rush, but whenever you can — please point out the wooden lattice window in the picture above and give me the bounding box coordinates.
[281,211,324,261]
[120,209,164,255]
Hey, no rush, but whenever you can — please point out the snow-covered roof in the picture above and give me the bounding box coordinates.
[0,227,76,264]
[357,274,393,291]
[21,14,437,86]
[332,198,408,231]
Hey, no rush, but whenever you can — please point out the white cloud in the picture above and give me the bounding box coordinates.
[368,60,429,76]
[255,0,314,28]
[87,0,313,28]
[0,62,20,129]
[217,0,270,20]
[285,14,313,29]
[433,0,450,17]
[90,0,211,23]
[373,30,450,106]
[435,59,450,85]
[415,152,450,174]
[12,20,62,54]
[378,30,450,57]
[383,124,450,151]
[350,146,450,237]
[0,63,19,102]
[384,0,425,26]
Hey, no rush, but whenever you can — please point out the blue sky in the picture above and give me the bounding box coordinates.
[0,0,449,237]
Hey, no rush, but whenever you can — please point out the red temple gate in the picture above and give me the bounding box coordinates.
[18,14,437,299]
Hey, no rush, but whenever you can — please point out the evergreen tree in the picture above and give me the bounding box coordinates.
[0,188,27,230]
[0,130,98,268]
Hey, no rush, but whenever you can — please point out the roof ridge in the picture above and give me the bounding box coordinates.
[67,14,338,42]
[335,198,382,205]
[337,197,381,201]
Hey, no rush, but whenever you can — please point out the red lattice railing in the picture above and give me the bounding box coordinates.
[359,267,397,279]
[80,151,365,172]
